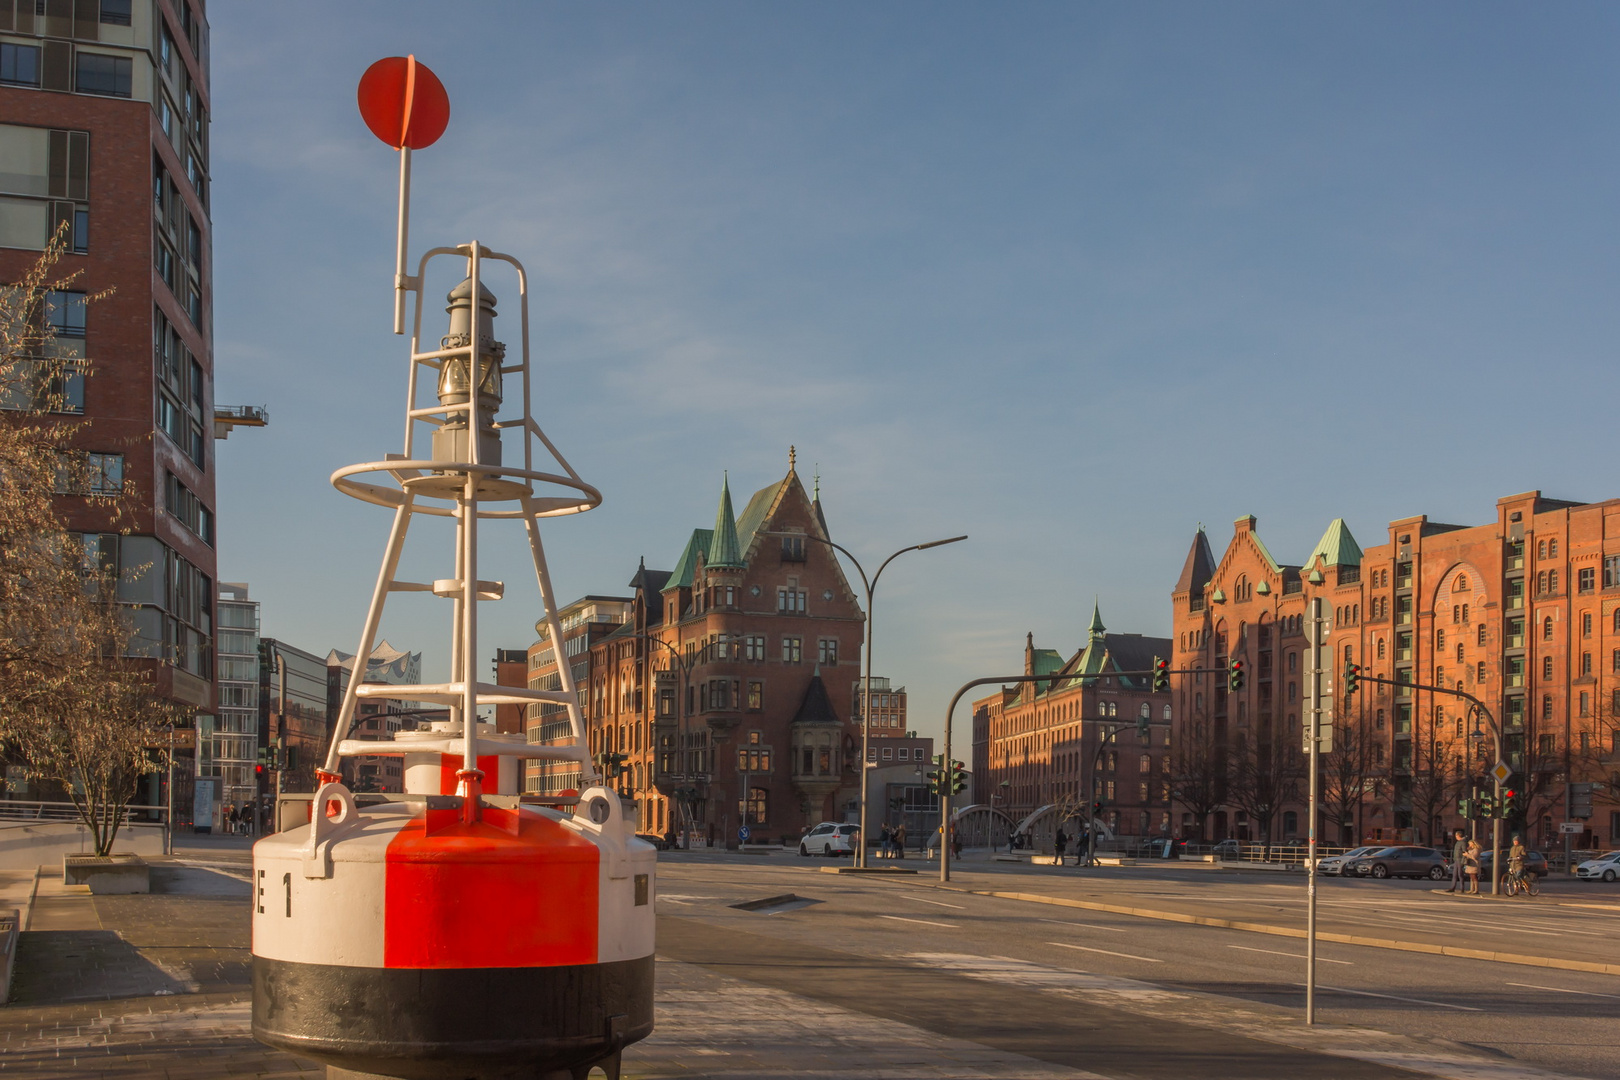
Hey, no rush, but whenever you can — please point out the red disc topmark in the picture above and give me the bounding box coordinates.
[358,55,450,150]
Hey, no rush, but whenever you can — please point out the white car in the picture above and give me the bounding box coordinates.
[1576,851,1620,882]
[1315,846,1382,876]
[800,822,859,857]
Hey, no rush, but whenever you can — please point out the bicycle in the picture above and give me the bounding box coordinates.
[1503,867,1541,897]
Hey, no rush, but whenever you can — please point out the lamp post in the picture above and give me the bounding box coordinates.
[766,531,967,868]
[164,723,176,856]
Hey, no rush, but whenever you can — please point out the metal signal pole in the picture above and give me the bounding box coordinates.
[1304,597,1326,1024]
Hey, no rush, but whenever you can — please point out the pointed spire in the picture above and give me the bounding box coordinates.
[1175,526,1216,596]
[706,473,744,569]
[1088,597,1106,640]
[810,464,829,538]
[1305,518,1363,569]
[788,445,796,473]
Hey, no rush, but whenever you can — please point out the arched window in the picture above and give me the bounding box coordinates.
[1139,702,1151,719]
[1195,692,1204,713]
[1162,704,1172,720]
[1456,574,1469,592]
[1139,754,1151,773]
[1462,604,1470,624]
[1477,624,1486,647]
[1544,616,1554,640]
[1287,651,1297,673]
[1352,605,1358,623]
[1550,538,1559,558]
[1437,629,1446,651]
[1452,605,1461,624]
[1343,643,1353,664]
[1287,682,1297,702]
[1107,702,1117,717]
[1538,540,1547,560]
[1456,642,1464,663]
[1097,701,1108,717]
[1549,570,1560,593]
[1377,638,1386,660]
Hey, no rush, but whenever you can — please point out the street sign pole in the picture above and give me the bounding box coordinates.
[1304,597,1324,1025]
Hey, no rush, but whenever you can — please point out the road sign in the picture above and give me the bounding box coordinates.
[1560,822,1584,835]
[1490,761,1511,785]
[737,825,751,842]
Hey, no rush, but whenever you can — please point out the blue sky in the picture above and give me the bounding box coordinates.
[209,3,1620,740]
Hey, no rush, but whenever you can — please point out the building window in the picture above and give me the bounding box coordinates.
[818,639,838,665]
[1580,568,1596,594]
[0,43,40,87]
[1477,624,1486,647]
[780,535,805,562]
[1580,691,1591,717]
[776,588,806,614]
[747,681,762,710]
[1582,652,1593,676]
[100,0,133,25]
[1605,555,1620,590]
[54,451,122,496]
[1550,539,1560,558]
[1544,615,1554,640]
[1476,661,1485,683]
[744,635,765,661]
[1549,571,1560,594]
[1542,695,1554,721]
[1162,704,1172,720]
[75,53,132,97]
[1583,612,1593,637]
[166,472,214,545]
[780,637,801,663]
[1543,655,1554,681]
[744,787,767,826]
[1376,638,1385,660]
[1436,629,1446,652]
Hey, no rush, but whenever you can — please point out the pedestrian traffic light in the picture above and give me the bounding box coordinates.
[1343,663,1361,699]
[949,760,968,795]
[1152,656,1170,693]
[1228,658,1245,692]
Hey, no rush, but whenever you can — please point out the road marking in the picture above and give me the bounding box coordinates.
[1047,941,1162,963]
[1306,983,1480,1011]
[879,914,958,929]
[901,894,966,909]
[1039,918,1125,932]
[1506,981,1620,1000]
[1228,945,1352,965]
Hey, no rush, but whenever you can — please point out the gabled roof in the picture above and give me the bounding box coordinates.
[736,478,787,556]
[665,529,714,591]
[1249,531,1282,574]
[706,475,744,568]
[1305,518,1363,569]
[791,671,841,726]
[1174,529,1216,595]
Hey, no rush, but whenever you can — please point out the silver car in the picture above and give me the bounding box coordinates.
[1316,846,1382,876]
[799,822,859,857]
[1576,851,1620,882]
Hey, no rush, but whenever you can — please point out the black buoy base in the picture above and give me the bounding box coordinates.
[326,1049,620,1080]
[255,955,651,1080]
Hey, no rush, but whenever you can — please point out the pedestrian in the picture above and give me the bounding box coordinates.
[951,825,963,860]
[1054,828,1068,867]
[894,823,907,859]
[1448,829,1466,893]
[1464,838,1482,895]
[225,803,237,835]
[879,824,892,859]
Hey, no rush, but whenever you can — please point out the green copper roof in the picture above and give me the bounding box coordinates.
[666,528,714,590]
[1305,518,1363,569]
[1087,599,1106,638]
[735,477,787,557]
[706,475,744,569]
[1249,531,1282,573]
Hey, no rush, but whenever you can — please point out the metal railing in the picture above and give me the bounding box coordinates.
[0,800,169,824]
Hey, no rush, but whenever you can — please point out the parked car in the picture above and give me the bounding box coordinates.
[1346,846,1450,880]
[1316,846,1383,876]
[1576,852,1620,882]
[800,822,859,857]
[1212,839,1242,859]
[1475,848,1548,880]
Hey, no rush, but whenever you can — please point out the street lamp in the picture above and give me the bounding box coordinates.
[766,531,967,868]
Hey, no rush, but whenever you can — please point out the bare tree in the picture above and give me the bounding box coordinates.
[1319,712,1380,848]
[0,236,181,856]
[1170,720,1226,843]
[1225,719,1303,859]
[1407,711,1461,846]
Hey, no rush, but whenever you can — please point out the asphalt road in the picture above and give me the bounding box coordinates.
[657,852,1620,1080]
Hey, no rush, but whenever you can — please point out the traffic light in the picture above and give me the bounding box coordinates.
[1478,792,1496,818]
[1092,800,1104,818]
[594,751,628,779]
[1457,797,1473,820]
[1152,656,1170,693]
[1136,712,1151,741]
[1228,658,1245,692]
[1343,663,1361,699]
[925,754,945,796]
[1502,788,1520,817]
[949,760,968,795]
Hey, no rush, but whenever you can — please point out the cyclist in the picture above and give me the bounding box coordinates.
[1505,835,1538,896]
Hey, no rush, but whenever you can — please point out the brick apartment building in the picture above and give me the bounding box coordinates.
[1173,492,1620,849]
[853,676,907,742]
[0,0,215,819]
[972,605,1173,838]
[574,456,869,842]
